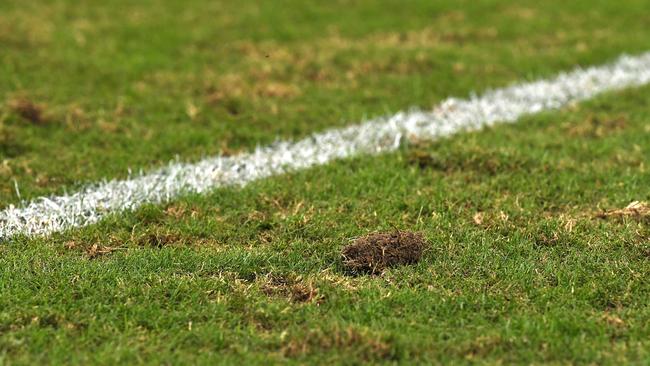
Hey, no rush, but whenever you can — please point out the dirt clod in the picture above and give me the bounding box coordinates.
[341,231,428,275]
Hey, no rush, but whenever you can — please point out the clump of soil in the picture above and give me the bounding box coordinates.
[8,97,48,124]
[341,231,428,275]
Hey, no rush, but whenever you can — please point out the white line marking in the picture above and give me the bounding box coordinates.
[3,52,650,240]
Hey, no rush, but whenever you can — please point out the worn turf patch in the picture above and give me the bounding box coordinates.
[7,97,49,125]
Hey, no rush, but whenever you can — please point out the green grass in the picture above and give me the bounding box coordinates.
[2,0,650,364]
[2,0,650,207]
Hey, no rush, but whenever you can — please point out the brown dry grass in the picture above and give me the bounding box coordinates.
[565,114,627,138]
[281,326,394,360]
[595,201,650,221]
[260,273,322,304]
[85,243,123,259]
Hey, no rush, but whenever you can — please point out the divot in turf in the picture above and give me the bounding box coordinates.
[341,231,428,275]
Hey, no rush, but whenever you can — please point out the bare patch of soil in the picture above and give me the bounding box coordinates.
[341,231,428,275]
[8,97,49,125]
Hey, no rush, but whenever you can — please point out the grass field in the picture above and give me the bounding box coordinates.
[2,0,650,364]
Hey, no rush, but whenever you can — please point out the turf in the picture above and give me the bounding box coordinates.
[1,0,650,365]
[2,0,650,207]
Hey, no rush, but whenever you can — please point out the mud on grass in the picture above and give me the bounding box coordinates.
[341,231,428,275]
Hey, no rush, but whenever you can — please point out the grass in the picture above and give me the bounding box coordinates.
[1,0,650,364]
[2,0,650,207]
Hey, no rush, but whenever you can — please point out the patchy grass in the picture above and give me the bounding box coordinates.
[595,201,650,222]
[2,0,650,364]
[1,0,650,207]
[2,83,650,364]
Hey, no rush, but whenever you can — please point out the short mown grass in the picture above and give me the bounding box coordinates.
[2,0,650,364]
[2,85,650,364]
[1,0,650,207]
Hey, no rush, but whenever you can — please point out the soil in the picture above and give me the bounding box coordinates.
[341,230,428,275]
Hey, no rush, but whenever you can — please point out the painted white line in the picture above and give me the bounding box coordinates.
[2,52,650,240]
